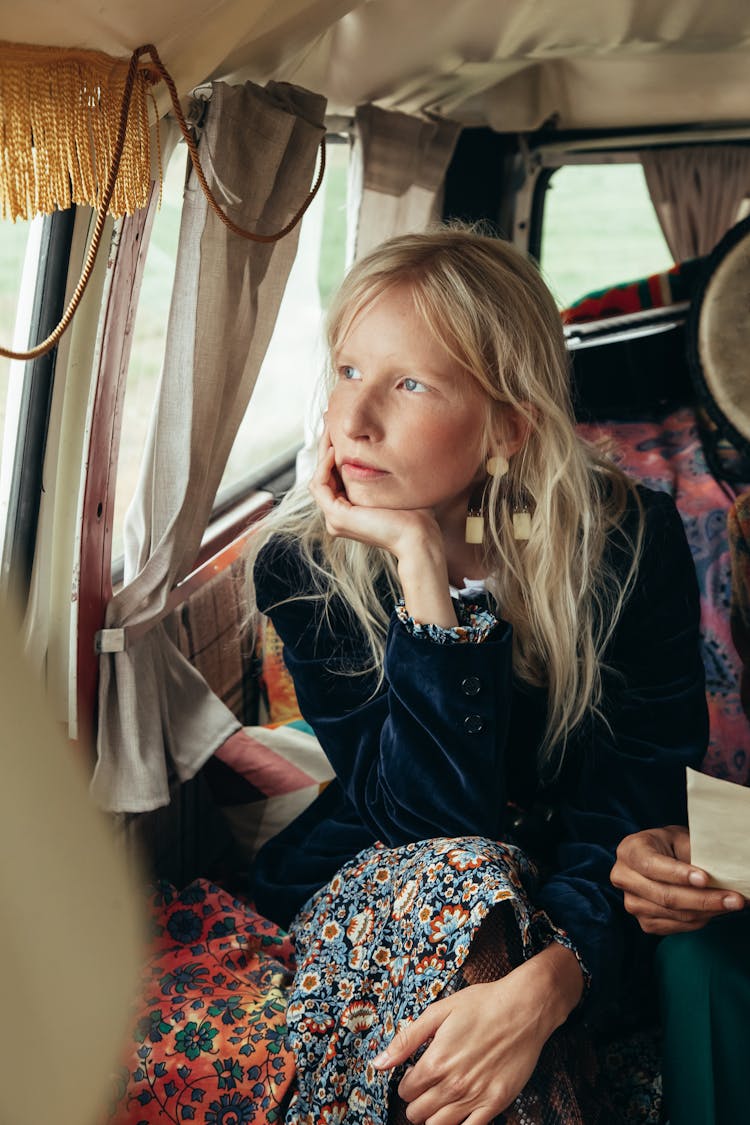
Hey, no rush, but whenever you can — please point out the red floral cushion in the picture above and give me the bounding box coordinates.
[103,881,296,1125]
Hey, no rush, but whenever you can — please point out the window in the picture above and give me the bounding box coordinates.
[0,217,33,434]
[539,163,673,310]
[217,139,349,502]
[112,143,186,561]
[0,214,40,555]
[112,137,349,563]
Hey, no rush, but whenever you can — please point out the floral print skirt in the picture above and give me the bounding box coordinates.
[104,845,610,1125]
[284,835,603,1125]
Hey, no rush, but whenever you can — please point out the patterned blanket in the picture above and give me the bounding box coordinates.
[561,259,704,324]
[578,408,749,784]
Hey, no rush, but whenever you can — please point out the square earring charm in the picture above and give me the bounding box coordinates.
[465,514,484,544]
[513,510,531,540]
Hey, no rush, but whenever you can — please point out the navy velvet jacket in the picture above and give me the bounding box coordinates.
[252,486,708,1018]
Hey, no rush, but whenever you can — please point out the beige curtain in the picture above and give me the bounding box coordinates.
[296,104,461,480]
[641,145,750,261]
[91,80,326,812]
[349,103,462,260]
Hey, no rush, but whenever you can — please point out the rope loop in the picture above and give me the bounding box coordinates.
[0,42,326,362]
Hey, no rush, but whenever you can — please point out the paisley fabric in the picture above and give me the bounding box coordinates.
[103,881,297,1125]
[283,836,589,1125]
[578,407,750,785]
[395,598,497,643]
[728,489,750,720]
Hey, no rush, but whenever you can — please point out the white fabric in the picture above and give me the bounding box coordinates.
[92,79,326,812]
[6,2,750,130]
[641,146,750,261]
[351,104,461,260]
[449,577,487,600]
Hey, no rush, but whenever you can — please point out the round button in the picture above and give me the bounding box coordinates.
[460,675,481,696]
[464,713,484,735]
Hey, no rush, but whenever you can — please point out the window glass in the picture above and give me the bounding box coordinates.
[112,144,187,561]
[217,140,349,501]
[318,140,349,308]
[0,218,34,454]
[112,139,349,564]
[0,215,39,559]
[539,163,673,310]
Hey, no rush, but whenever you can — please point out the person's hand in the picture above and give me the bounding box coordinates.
[310,428,459,627]
[611,826,746,935]
[309,428,441,560]
[373,946,582,1125]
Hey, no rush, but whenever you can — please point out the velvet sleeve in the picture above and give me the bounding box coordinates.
[535,489,708,1017]
[254,539,515,845]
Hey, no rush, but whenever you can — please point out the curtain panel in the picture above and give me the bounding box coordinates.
[349,103,462,261]
[641,145,750,261]
[297,104,462,483]
[92,80,326,812]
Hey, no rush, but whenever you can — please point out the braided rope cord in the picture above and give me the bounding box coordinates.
[0,42,326,362]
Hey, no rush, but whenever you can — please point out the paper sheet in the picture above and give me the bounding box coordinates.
[686,767,750,897]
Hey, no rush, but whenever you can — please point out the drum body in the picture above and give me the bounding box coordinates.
[688,215,750,483]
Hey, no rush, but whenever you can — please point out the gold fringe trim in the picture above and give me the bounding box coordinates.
[0,41,159,222]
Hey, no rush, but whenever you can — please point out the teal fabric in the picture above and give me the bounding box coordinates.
[658,912,750,1125]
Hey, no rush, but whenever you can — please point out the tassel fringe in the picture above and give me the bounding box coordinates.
[0,40,158,222]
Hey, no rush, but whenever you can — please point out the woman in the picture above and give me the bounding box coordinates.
[247,227,707,1124]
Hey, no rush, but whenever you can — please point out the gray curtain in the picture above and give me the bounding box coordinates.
[92,80,326,812]
[349,103,462,260]
[641,145,750,260]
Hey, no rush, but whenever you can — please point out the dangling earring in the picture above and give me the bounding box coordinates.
[465,492,483,544]
[512,507,532,540]
[464,454,509,544]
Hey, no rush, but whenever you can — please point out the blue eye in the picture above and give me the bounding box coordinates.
[402,377,427,393]
[341,365,361,381]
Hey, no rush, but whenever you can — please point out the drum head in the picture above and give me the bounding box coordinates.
[688,213,750,472]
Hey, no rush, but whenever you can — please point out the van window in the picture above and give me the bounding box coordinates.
[0,219,33,431]
[216,139,349,504]
[112,143,186,562]
[539,163,674,310]
[0,215,39,558]
[112,139,349,563]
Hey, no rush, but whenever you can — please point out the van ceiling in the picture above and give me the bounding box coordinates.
[7,0,750,130]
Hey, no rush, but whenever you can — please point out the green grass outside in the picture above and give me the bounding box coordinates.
[318,142,349,308]
[0,219,33,438]
[540,163,673,307]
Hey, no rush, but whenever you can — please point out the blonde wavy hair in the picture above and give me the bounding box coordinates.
[247,226,644,768]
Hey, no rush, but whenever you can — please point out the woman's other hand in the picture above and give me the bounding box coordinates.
[373,944,583,1125]
[611,825,746,935]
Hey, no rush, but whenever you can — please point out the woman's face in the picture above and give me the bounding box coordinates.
[326,285,491,530]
